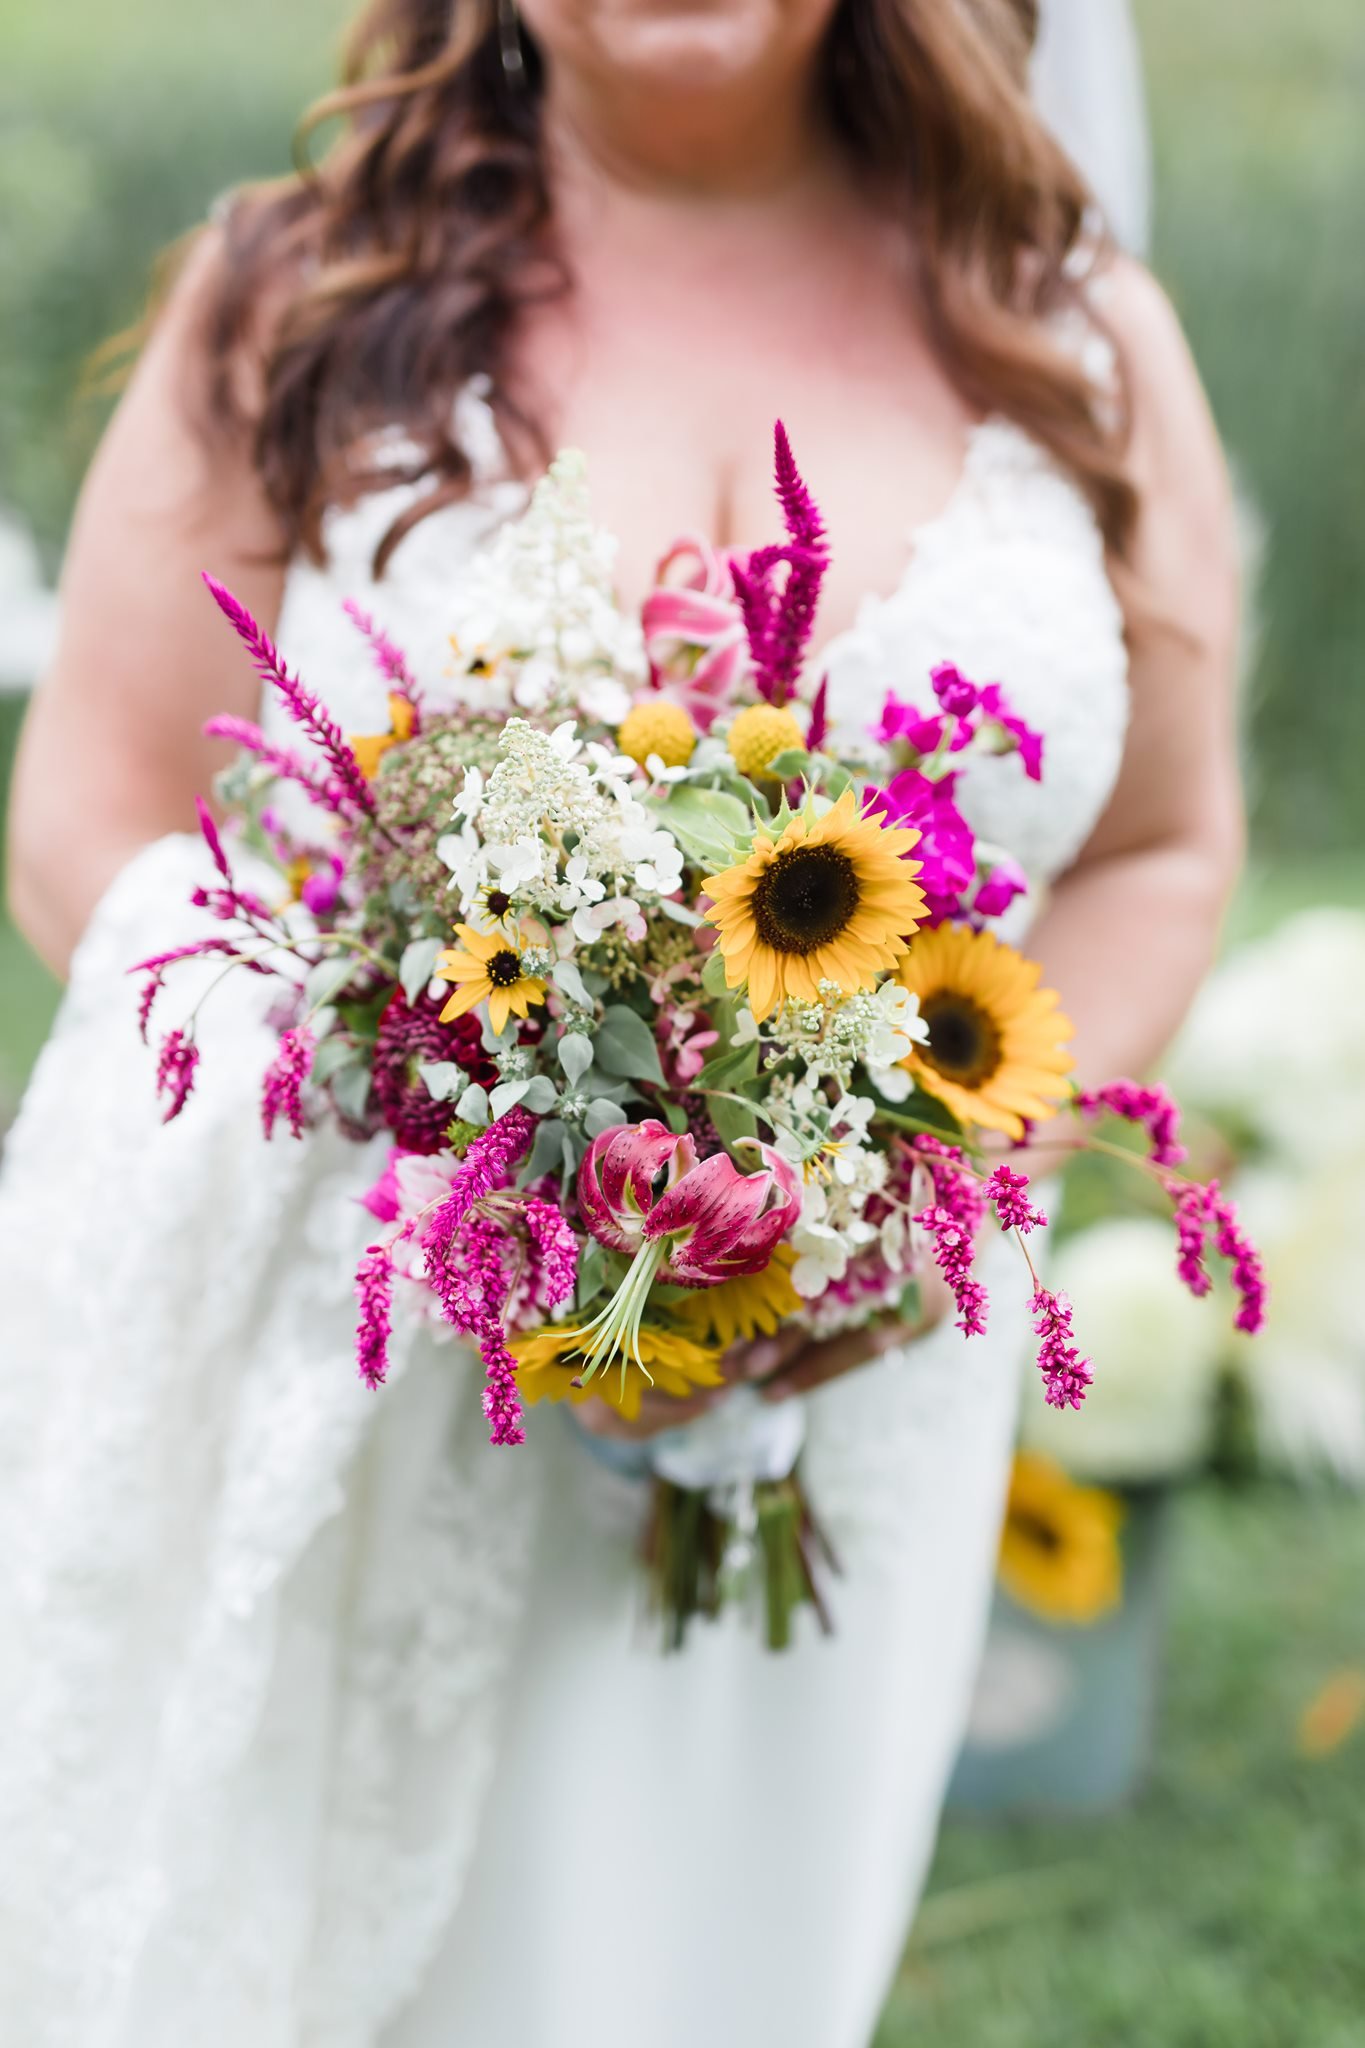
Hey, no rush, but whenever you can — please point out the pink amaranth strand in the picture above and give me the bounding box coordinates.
[1167,1177,1213,1299]
[202,574,376,818]
[355,1245,395,1389]
[1031,1287,1094,1409]
[204,713,357,820]
[1204,1180,1268,1334]
[343,599,424,716]
[985,1163,1048,1235]
[261,1025,316,1141]
[154,1029,200,1123]
[911,1137,989,1337]
[1076,1079,1187,1169]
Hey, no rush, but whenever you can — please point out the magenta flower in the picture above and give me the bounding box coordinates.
[972,858,1029,922]
[729,422,831,706]
[1167,1177,1212,1299]
[342,598,423,721]
[978,683,1044,782]
[865,767,977,917]
[1204,1180,1268,1335]
[911,1138,989,1336]
[931,662,980,720]
[355,1244,395,1389]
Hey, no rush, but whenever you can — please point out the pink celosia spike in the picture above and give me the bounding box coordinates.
[342,599,424,720]
[355,1245,395,1388]
[202,574,376,817]
[204,714,355,818]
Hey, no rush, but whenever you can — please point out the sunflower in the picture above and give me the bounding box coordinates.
[673,1245,802,1350]
[703,789,925,1022]
[895,922,1073,1138]
[998,1453,1124,1625]
[435,924,548,1036]
[510,1323,725,1422]
[347,692,416,780]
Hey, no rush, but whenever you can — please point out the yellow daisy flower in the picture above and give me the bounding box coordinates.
[896,922,1073,1139]
[347,692,416,780]
[510,1323,726,1422]
[998,1452,1124,1625]
[703,789,925,1022]
[673,1245,802,1350]
[435,924,548,1036]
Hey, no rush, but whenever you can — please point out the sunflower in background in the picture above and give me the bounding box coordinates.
[703,790,926,1021]
[896,922,1073,1139]
[998,1453,1125,1625]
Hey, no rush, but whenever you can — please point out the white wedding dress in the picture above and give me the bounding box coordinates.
[0,386,1128,2048]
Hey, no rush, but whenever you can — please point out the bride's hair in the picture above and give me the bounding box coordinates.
[198,0,1135,572]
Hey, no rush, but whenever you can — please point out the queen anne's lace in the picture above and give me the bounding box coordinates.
[0,386,1128,2043]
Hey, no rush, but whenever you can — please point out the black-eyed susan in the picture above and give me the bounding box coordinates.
[998,1453,1124,1625]
[435,924,548,1036]
[703,789,925,1021]
[673,1245,803,1350]
[895,922,1073,1139]
[347,692,417,780]
[509,1323,725,1422]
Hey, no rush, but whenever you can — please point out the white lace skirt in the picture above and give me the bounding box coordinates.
[0,836,1023,2048]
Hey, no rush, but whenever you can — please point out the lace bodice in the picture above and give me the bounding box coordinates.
[273,393,1128,913]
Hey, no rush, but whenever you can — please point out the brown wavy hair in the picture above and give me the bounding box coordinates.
[200,0,1136,575]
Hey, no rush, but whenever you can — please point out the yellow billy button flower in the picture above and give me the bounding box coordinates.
[703,788,926,1022]
[726,702,806,780]
[347,692,417,780]
[618,698,697,771]
[895,921,1073,1140]
[435,924,548,1037]
[997,1453,1124,1625]
[510,1324,725,1422]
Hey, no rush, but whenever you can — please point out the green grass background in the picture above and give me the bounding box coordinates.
[2,3,1364,2038]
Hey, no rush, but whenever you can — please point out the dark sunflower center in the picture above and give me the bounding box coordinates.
[486,948,524,988]
[920,992,1003,1089]
[486,889,513,917]
[750,846,860,956]
[1012,1509,1064,1556]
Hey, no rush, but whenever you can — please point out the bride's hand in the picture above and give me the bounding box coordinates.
[570,1270,954,1442]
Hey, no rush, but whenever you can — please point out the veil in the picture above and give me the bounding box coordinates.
[1031,0,1154,256]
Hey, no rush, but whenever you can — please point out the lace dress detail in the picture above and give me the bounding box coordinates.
[0,394,1127,2048]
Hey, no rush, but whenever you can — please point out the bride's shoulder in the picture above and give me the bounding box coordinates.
[1098,254,1241,646]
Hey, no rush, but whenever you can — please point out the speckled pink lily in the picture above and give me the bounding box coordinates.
[642,538,752,733]
[567,1119,802,1390]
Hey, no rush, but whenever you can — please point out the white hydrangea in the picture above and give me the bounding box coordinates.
[445,449,646,725]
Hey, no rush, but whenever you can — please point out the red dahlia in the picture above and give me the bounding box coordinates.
[370,989,496,1154]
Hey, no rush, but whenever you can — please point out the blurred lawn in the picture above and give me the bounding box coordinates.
[881,1484,1365,2048]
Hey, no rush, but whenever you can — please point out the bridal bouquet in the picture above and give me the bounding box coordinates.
[136,425,1265,1647]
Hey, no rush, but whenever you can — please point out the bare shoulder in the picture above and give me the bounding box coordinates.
[1099,254,1241,648]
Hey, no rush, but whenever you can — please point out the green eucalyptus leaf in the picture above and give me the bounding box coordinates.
[399,936,444,1006]
[489,1077,531,1118]
[304,954,359,1012]
[520,1117,567,1187]
[419,1060,467,1102]
[558,1033,594,1084]
[585,1097,630,1139]
[331,1063,372,1122]
[309,1035,363,1087]
[594,1004,665,1085]
[519,1075,560,1116]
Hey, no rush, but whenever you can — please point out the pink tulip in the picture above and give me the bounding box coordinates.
[578,1119,801,1286]
[642,537,753,733]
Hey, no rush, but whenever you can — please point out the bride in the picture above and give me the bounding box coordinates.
[2,2,1241,2043]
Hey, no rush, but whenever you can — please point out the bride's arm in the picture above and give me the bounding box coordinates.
[6,229,287,979]
[1023,257,1244,1091]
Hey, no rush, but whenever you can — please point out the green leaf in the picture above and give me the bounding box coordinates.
[419,1060,468,1102]
[595,1004,665,1085]
[309,1035,363,1087]
[711,1088,759,1150]
[304,953,359,1012]
[694,1040,759,1094]
[331,1063,372,1123]
[399,936,444,1006]
[701,948,731,999]
[520,1117,567,1186]
[558,1032,594,1084]
[766,748,812,782]
[651,785,752,868]
[659,1097,690,1135]
[585,1096,630,1138]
